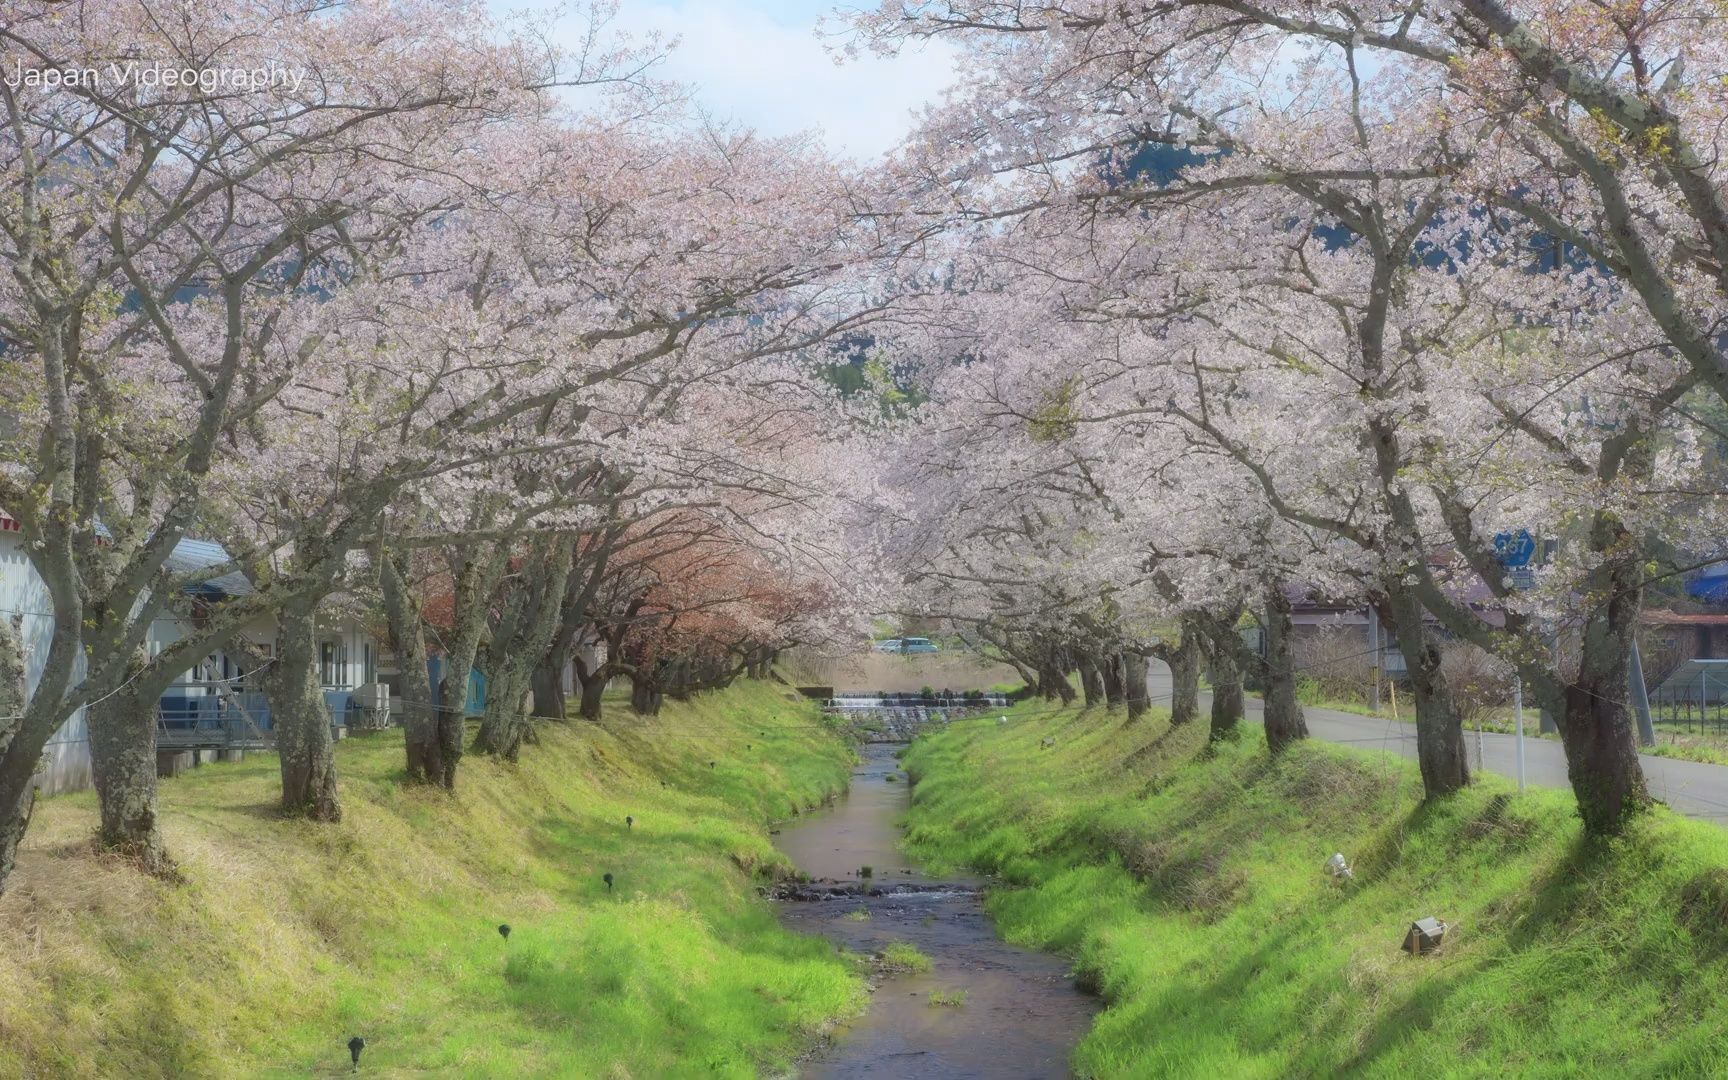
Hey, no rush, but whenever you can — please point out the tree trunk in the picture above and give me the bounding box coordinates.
[1553,515,1651,835]
[1261,587,1310,754]
[0,617,36,894]
[379,552,445,788]
[431,657,471,787]
[574,645,609,721]
[1075,652,1104,708]
[1100,653,1126,709]
[1038,641,1076,704]
[265,603,341,821]
[1207,617,1244,741]
[1169,621,1202,726]
[475,659,532,760]
[1383,590,1470,798]
[1123,651,1150,721]
[474,537,577,760]
[630,672,664,716]
[88,648,171,874]
[429,542,508,788]
[531,649,568,721]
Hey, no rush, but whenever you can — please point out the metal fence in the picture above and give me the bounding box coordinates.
[1651,660,1728,733]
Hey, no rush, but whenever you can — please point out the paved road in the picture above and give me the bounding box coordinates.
[1147,659,1728,824]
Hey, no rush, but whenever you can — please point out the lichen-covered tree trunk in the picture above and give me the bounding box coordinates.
[475,538,576,761]
[1382,590,1469,799]
[1123,651,1150,721]
[1554,515,1651,834]
[1168,620,1202,726]
[87,647,172,874]
[1206,615,1245,741]
[379,552,444,787]
[0,617,35,894]
[266,604,340,821]
[1261,587,1310,754]
[476,660,533,760]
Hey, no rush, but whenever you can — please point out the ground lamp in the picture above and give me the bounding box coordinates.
[1325,853,1354,881]
[347,1035,365,1068]
[497,923,511,942]
[604,872,614,892]
[1402,917,1446,955]
[626,815,633,830]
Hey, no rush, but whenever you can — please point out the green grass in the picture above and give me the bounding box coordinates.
[877,941,933,974]
[926,988,967,1007]
[901,699,1728,1077]
[0,680,863,1078]
[1642,725,1728,766]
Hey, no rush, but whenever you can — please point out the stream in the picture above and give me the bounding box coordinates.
[772,744,1098,1078]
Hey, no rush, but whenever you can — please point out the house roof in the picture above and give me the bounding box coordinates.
[1644,609,1728,627]
[1,510,250,598]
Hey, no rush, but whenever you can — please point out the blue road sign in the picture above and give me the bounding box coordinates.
[1493,530,1536,569]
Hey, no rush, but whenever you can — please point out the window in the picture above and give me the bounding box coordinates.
[362,641,375,685]
[320,642,337,687]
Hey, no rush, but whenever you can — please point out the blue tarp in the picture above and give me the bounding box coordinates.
[1688,564,1728,603]
[426,657,487,715]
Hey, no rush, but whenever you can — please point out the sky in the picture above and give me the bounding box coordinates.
[502,0,957,161]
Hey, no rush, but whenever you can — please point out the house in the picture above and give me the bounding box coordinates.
[0,513,387,796]
[1640,609,1728,718]
[1643,609,1728,663]
[1285,598,1408,681]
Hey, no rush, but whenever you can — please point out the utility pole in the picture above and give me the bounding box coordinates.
[1513,678,1526,794]
[1368,605,1381,712]
[1539,627,1560,735]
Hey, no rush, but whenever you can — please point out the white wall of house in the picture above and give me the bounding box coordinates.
[315,615,376,692]
[0,528,92,795]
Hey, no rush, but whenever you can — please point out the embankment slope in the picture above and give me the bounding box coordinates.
[902,702,1728,1077]
[0,681,860,1078]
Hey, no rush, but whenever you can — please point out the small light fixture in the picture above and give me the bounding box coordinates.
[1402,917,1447,955]
[1325,853,1354,880]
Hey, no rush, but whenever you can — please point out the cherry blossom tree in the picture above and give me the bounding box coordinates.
[847,0,1723,830]
[0,0,582,882]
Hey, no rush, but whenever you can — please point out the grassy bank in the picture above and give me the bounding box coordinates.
[901,701,1728,1077]
[0,680,861,1078]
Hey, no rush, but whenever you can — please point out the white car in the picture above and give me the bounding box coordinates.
[872,638,903,652]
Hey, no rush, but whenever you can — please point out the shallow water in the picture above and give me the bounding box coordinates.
[773,744,1098,1078]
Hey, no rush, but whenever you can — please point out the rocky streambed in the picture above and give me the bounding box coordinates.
[770,743,1097,1078]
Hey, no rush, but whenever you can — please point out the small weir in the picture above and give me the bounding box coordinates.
[820,690,1011,743]
[771,743,1097,1077]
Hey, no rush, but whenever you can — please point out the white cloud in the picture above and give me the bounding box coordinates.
[512,0,956,160]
